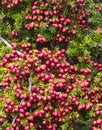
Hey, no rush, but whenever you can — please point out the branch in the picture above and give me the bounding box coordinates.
[12,115,18,124]
[28,73,33,93]
[12,99,25,124]
[0,37,33,124]
[50,41,54,50]
[0,37,22,55]
[98,43,102,47]
[12,73,32,124]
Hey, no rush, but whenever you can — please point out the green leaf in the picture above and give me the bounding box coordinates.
[81,125,92,130]
[40,23,56,41]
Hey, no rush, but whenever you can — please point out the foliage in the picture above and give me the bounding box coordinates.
[0,0,102,130]
[66,32,102,61]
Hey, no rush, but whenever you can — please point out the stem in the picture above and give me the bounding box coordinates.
[0,37,33,124]
[12,99,25,124]
[12,73,32,124]
[0,37,22,55]
[12,115,18,124]
[98,43,102,47]
[50,41,54,50]
[0,37,12,47]
[0,37,24,125]
[28,73,33,94]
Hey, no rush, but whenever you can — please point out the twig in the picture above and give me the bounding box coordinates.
[98,43,102,47]
[12,73,32,124]
[50,41,54,50]
[0,37,22,55]
[11,99,25,124]
[0,37,33,124]
[12,115,18,124]
[28,73,33,94]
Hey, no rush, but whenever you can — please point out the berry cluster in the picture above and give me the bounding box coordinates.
[11,31,19,39]
[0,43,102,129]
[2,0,23,9]
[34,48,78,83]
[24,0,90,45]
[93,62,102,72]
[0,0,102,130]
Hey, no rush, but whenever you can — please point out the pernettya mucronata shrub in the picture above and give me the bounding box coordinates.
[0,0,102,130]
